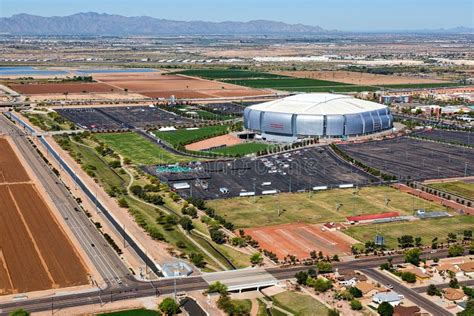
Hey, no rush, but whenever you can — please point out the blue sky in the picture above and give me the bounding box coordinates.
[1,0,472,31]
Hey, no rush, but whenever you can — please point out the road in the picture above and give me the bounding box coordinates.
[361,269,452,316]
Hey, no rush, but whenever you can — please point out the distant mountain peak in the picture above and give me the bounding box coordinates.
[0,12,329,36]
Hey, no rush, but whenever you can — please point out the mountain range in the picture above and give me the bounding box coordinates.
[0,13,472,36]
[0,12,328,36]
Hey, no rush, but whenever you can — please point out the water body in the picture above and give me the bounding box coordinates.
[74,68,156,74]
[0,66,68,76]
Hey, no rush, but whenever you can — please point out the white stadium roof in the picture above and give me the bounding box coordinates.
[249,93,386,115]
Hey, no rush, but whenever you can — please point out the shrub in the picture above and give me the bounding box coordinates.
[350,299,363,311]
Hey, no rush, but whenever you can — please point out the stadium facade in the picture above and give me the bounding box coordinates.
[243,93,393,142]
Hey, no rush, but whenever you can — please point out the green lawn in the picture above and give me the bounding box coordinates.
[207,186,442,228]
[153,125,229,147]
[223,78,351,89]
[272,291,329,316]
[210,142,274,156]
[95,132,197,165]
[99,308,161,316]
[427,181,474,200]
[172,68,285,79]
[287,85,378,93]
[230,299,252,314]
[345,215,474,249]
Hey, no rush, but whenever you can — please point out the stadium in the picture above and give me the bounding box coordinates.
[243,93,393,142]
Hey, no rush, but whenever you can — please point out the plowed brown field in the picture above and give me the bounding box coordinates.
[8,82,117,95]
[0,138,88,295]
[0,138,29,183]
[99,73,267,99]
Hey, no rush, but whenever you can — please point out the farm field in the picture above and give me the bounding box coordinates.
[153,125,230,147]
[172,68,285,79]
[206,186,440,228]
[8,82,117,94]
[0,137,88,295]
[427,181,474,200]
[96,73,267,99]
[380,82,462,89]
[272,291,329,316]
[344,215,474,249]
[222,78,351,89]
[274,70,449,85]
[95,132,198,165]
[210,142,273,156]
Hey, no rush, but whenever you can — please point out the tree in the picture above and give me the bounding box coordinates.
[350,299,363,310]
[415,237,422,247]
[401,272,417,283]
[327,309,340,316]
[447,232,457,244]
[190,253,205,268]
[179,216,194,232]
[250,252,263,266]
[457,300,474,316]
[427,284,441,296]
[449,277,459,289]
[377,301,394,316]
[295,271,309,285]
[313,278,332,292]
[209,228,225,244]
[317,261,333,273]
[398,235,414,248]
[9,309,30,316]
[118,198,128,208]
[404,248,421,266]
[348,286,363,298]
[159,297,180,315]
[463,230,472,241]
[207,281,228,295]
[470,241,474,254]
[448,244,464,257]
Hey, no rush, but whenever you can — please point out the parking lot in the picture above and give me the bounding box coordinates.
[56,106,195,131]
[146,145,377,199]
[339,137,474,181]
[413,129,473,146]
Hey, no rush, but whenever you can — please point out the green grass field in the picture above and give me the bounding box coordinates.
[345,215,474,249]
[230,299,252,314]
[173,68,285,79]
[427,181,474,200]
[210,142,273,156]
[100,309,161,316]
[223,78,351,89]
[95,132,197,165]
[207,186,441,228]
[153,125,229,147]
[272,291,329,316]
[289,85,378,93]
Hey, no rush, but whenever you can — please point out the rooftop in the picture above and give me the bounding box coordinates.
[248,93,387,116]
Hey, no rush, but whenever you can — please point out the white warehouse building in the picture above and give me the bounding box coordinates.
[243,93,393,142]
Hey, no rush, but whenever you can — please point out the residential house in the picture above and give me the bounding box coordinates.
[393,305,422,316]
[373,292,404,306]
[443,288,466,302]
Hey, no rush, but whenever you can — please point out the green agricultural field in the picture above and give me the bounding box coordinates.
[210,142,273,156]
[173,68,285,79]
[427,181,474,200]
[207,186,441,228]
[290,85,378,93]
[100,308,161,316]
[345,215,474,249]
[153,125,229,147]
[272,291,329,316]
[95,132,197,165]
[223,78,351,89]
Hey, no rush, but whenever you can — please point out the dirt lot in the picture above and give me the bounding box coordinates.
[185,134,243,151]
[245,223,353,260]
[97,73,268,99]
[274,70,447,85]
[8,82,117,95]
[0,137,88,295]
